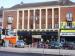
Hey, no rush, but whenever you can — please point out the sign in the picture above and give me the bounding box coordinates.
[61,30,75,32]
[1,35,5,39]
[32,35,41,38]
[60,32,75,36]
[8,30,16,36]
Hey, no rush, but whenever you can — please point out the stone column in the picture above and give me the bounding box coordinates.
[28,10,30,30]
[52,8,54,29]
[39,9,41,29]
[17,10,19,29]
[22,10,24,30]
[33,9,35,29]
[46,9,48,29]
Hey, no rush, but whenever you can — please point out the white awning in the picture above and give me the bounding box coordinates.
[32,35,41,38]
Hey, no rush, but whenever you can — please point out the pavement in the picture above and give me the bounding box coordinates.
[0,51,63,56]
[0,47,75,56]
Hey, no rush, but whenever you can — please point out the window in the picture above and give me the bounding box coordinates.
[35,16,39,21]
[8,24,12,29]
[54,15,58,19]
[8,16,13,24]
[66,12,72,21]
[54,24,59,28]
[41,15,45,19]
[48,15,52,18]
[30,16,33,20]
[67,22,72,27]
[48,24,52,29]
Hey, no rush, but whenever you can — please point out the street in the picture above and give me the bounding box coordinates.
[0,51,63,56]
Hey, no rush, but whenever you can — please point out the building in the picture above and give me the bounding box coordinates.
[0,7,3,29]
[0,7,4,39]
[60,6,75,42]
[3,0,75,45]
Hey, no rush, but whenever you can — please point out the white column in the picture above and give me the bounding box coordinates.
[16,10,19,41]
[52,8,54,29]
[22,10,24,30]
[39,9,41,29]
[59,7,60,29]
[46,9,48,29]
[33,9,35,29]
[28,10,30,30]
[17,10,19,29]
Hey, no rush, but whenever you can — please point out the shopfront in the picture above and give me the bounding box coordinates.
[17,31,32,45]
[41,31,58,43]
[17,30,58,45]
[60,30,75,42]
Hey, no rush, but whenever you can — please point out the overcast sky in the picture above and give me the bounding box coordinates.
[0,0,74,8]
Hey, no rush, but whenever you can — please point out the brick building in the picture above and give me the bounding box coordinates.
[0,7,4,39]
[3,0,75,44]
[0,7,3,29]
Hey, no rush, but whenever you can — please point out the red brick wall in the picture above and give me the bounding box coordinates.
[3,11,17,29]
[60,7,75,22]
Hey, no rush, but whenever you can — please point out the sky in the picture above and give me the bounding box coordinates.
[0,0,75,8]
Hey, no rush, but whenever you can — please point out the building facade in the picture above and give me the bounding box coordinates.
[60,7,75,42]
[0,7,3,39]
[3,0,75,44]
[0,7,3,29]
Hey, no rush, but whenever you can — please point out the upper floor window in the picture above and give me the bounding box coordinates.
[66,12,72,21]
[8,24,12,30]
[8,16,13,24]
[35,16,39,21]
[55,15,58,19]
[67,21,72,27]
[48,15,52,18]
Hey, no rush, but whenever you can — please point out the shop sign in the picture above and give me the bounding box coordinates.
[32,35,41,38]
[61,30,75,32]
[60,32,75,36]
[8,30,16,36]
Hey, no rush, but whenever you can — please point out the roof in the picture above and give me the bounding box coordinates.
[8,1,59,10]
[59,0,75,5]
[6,0,75,10]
